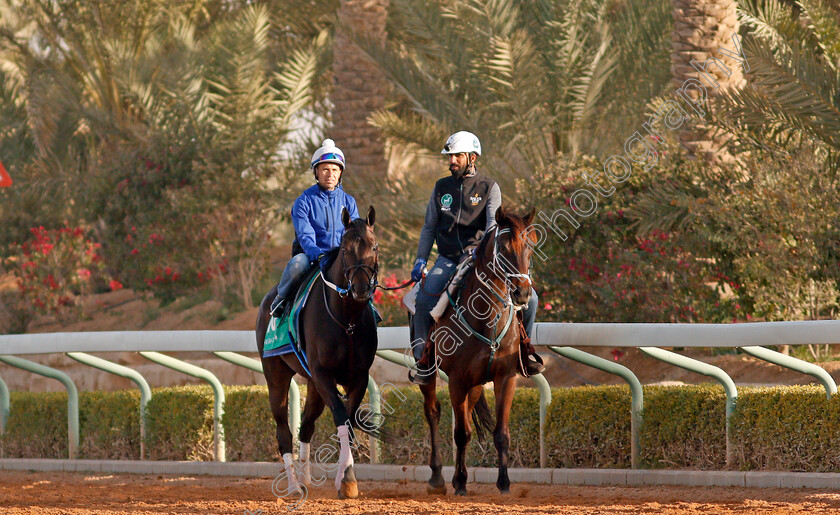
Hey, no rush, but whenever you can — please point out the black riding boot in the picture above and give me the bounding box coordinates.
[269,295,287,318]
[409,341,435,385]
[524,350,545,376]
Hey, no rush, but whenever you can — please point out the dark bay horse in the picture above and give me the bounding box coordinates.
[256,206,379,499]
[418,205,537,496]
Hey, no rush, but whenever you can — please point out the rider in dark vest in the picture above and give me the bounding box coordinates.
[409,131,544,384]
[269,139,359,317]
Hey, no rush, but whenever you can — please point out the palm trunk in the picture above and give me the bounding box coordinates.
[331,0,390,203]
[671,0,744,164]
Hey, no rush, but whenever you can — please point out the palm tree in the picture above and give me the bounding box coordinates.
[670,0,744,163]
[346,0,673,255]
[713,0,840,171]
[331,0,390,199]
[635,0,840,233]
[629,0,840,323]
[0,0,335,308]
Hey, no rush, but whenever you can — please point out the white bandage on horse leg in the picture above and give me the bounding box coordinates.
[299,442,311,486]
[283,452,300,494]
[334,424,355,491]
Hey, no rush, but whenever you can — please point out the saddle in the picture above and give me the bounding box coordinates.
[408,258,536,377]
[263,265,321,373]
[264,257,383,371]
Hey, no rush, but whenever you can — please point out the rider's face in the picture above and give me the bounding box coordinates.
[315,163,342,190]
[448,152,475,176]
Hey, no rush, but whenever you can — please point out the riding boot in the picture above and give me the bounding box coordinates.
[524,344,545,376]
[409,341,435,385]
[269,295,287,318]
[517,311,545,376]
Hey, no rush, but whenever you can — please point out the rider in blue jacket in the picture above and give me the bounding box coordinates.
[269,139,360,316]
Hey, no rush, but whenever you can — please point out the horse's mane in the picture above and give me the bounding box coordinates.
[322,246,341,271]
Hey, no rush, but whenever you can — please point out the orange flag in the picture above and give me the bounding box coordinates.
[0,160,10,187]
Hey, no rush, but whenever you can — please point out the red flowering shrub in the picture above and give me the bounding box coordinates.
[373,273,410,326]
[520,153,737,323]
[7,226,107,326]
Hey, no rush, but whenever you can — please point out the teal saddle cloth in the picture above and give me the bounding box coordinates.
[263,266,382,376]
[263,267,321,374]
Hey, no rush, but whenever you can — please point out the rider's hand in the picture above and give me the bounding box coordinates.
[459,246,476,264]
[318,253,330,273]
[411,258,426,283]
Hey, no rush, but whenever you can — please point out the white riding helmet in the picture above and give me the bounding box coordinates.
[310,139,345,170]
[441,131,481,156]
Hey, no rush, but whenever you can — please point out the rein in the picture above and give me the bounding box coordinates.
[376,279,415,291]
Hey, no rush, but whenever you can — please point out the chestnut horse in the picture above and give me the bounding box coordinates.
[256,206,380,499]
[417,205,536,495]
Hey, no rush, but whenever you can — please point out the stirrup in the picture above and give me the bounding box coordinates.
[269,296,287,318]
[524,353,545,376]
[409,363,435,385]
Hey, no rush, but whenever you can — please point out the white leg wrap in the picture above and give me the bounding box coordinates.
[334,424,355,491]
[282,453,300,494]
[299,442,311,486]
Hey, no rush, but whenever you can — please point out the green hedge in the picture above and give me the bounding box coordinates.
[1,390,142,459]
[641,384,727,469]
[4,384,840,471]
[546,385,631,468]
[730,385,840,471]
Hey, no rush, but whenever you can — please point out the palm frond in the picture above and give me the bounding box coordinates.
[798,0,840,64]
[275,29,329,128]
[368,109,448,155]
[714,36,840,151]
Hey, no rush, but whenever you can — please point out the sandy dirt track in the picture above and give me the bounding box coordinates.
[3,471,840,514]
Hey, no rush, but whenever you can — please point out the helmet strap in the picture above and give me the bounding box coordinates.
[466,154,477,175]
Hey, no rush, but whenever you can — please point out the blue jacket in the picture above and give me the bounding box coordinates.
[291,183,360,262]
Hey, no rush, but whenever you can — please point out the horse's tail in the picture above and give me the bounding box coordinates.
[472,390,495,444]
[351,411,394,446]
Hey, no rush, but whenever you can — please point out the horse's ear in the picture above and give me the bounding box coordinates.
[342,207,352,227]
[366,205,375,227]
[524,207,536,226]
[495,204,507,225]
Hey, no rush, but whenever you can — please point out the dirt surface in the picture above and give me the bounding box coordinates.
[3,470,840,514]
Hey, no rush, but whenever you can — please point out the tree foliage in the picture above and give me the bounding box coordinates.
[356,0,672,182]
[0,0,336,309]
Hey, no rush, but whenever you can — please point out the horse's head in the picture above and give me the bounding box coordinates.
[477,205,537,308]
[338,205,379,302]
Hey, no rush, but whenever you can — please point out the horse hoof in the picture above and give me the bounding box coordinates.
[455,488,467,496]
[338,481,359,499]
[426,483,447,495]
[498,488,511,495]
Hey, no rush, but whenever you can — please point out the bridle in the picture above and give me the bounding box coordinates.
[476,225,532,310]
[441,224,532,376]
[320,236,380,335]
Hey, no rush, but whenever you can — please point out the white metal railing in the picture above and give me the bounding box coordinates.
[1,321,839,467]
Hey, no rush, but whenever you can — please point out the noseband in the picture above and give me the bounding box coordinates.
[320,231,380,299]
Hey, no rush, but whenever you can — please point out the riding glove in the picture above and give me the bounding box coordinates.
[318,253,330,273]
[411,258,426,283]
